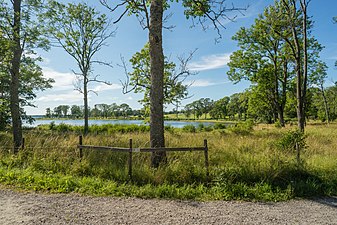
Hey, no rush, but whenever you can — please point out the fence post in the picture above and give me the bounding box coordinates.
[21,137,25,150]
[79,135,83,159]
[204,139,209,180]
[128,139,133,180]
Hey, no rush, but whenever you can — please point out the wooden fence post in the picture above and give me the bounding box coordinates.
[128,139,133,180]
[204,139,209,180]
[21,138,25,150]
[79,135,83,159]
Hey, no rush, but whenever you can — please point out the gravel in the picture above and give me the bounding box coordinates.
[0,188,336,225]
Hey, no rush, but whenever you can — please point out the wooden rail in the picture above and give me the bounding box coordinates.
[77,136,209,180]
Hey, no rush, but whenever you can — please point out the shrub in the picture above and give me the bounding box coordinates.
[182,124,196,133]
[228,120,254,135]
[213,123,227,130]
[275,129,307,152]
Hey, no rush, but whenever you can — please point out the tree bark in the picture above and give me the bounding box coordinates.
[10,0,23,153]
[300,0,308,132]
[149,0,166,167]
[83,76,89,135]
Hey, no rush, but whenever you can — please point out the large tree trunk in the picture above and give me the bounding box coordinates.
[83,77,89,135]
[149,0,166,167]
[10,0,23,154]
[300,0,308,132]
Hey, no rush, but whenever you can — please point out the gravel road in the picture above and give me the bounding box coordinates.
[0,188,336,225]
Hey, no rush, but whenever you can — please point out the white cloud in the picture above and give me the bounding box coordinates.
[190,80,217,87]
[184,79,232,87]
[37,91,82,103]
[189,53,231,71]
[92,83,122,92]
[42,67,76,90]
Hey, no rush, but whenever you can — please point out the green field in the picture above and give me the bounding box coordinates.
[0,122,336,201]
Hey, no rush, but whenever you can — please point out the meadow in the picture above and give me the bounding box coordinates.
[0,121,336,201]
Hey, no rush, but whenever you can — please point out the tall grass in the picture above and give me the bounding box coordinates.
[0,123,337,200]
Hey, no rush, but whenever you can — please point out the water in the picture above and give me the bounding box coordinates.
[25,118,215,128]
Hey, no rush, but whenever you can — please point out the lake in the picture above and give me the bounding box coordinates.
[25,119,215,128]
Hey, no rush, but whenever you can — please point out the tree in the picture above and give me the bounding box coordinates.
[122,43,192,113]
[101,0,245,167]
[227,92,248,121]
[70,105,83,118]
[228,6,291,126]
[210,96,229,120]
[60,105,70,117]
[0,0,52,152]
[277,0,310,131]
[310,61,329,123]
[53,106,62,117]
[44,1,115,135]
[94,103,111,118]
[45,107,52,118]
[119,103,132,118]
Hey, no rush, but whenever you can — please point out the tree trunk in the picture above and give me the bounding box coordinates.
[273,59,285,127]
[300,0,308,132]
[10,0,23,153]
[149,0,166,167]
[83,77,89,135]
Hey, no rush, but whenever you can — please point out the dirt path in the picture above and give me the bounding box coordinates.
[0,189,336,225]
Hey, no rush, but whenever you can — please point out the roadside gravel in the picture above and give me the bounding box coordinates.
[0,189,336,225]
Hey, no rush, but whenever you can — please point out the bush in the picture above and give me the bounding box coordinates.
[182,124,196,133]
[228,120,254,135]
[275,129,307,152]
[213,123,227,130]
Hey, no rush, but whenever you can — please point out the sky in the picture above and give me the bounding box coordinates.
[25,0,337,115]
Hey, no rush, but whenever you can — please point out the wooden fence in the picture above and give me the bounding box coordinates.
[77,136,209,180]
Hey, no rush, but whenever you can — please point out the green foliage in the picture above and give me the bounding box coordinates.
[182,124,196,133]
[125,43,189,108]
[228,120,254,135]
[275,130,307,152]
[40,123,151,134]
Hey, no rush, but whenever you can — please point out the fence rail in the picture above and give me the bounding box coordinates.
[77,136,209,180]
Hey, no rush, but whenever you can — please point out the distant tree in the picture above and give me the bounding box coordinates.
[53,106,62,117]
[198,98,213,119]
[210,97,230,120]
[95,103,111,118]
[227,92,248,121]
[309,61,329,123]
[110,103,120,118]
[70,105,83,118]
[59,105,70,117]
[119,103,132,118]
[44,1,115,134]
[45,108,52,118]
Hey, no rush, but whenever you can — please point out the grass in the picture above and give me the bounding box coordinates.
[0,122,337,201]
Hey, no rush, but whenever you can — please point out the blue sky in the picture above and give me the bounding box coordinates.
[26,0,337,115]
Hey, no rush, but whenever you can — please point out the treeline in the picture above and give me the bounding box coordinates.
[174,84,337,123]
[46,103,141,119]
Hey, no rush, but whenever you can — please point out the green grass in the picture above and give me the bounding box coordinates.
[0,122,337,201]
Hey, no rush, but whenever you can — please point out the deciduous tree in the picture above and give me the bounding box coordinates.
[101,0,246,167]
[44,1,115,134]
